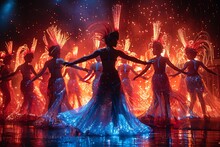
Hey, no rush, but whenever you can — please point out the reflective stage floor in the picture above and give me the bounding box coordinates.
[0,118,220,146]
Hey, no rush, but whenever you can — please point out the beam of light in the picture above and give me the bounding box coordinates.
[177,28,187,47]
[153,21,161,41]
[112,4,122,31]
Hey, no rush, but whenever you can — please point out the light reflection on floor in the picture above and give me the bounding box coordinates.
[0,118,220,146]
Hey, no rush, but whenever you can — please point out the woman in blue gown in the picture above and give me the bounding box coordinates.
[58,31,152,136]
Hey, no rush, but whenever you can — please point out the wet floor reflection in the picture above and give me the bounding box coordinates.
[0,120,220,146]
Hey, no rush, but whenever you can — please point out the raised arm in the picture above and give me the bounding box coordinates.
[64,50,100,66]
[118,50,148,65]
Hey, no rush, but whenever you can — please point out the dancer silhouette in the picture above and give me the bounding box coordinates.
[58,31,152,135]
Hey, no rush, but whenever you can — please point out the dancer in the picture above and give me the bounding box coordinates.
[171,47,219,118]
[0,54,14,119]
[82,56,103,96]
[28,45,75,126]
[1,52,44,118]
[134,41,186,125]
[117,57,147,116]
[58,31,151,135]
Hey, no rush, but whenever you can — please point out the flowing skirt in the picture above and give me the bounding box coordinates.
[92,75,100,96]
[58,70,151,136]
[140,73,188,125]
[34,78,71,126]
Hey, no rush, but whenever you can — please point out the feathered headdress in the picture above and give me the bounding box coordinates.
[112,4,122,31]
[45,25,70,49]
[14,38,37,69]
[178,28,214,65]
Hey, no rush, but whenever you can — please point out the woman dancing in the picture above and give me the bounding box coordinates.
[28,45,73,126]
[172,47,220,119]
[117,58,147,116]
[58,31,152,136]
[134,41,187,125]
[1,52,45,119]
[0,54,14,119]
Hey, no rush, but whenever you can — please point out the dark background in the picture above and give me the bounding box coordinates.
[0,0,219,58]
